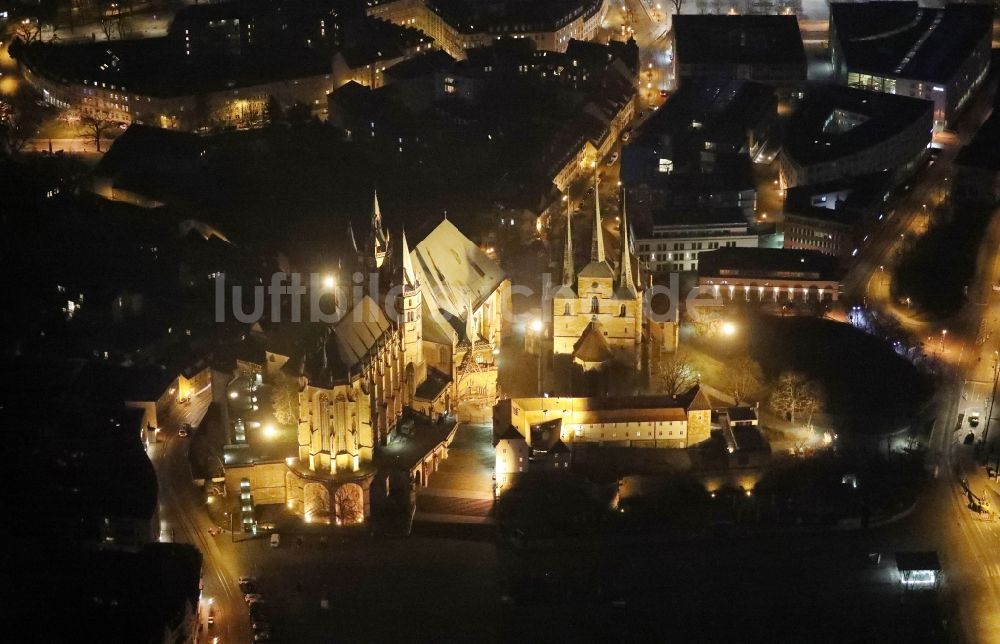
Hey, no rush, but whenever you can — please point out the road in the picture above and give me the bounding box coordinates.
[839,68,1000,643]
[150,389,251,644]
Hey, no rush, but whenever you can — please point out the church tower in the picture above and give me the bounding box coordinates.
[562,196,575,287]
[399,229,423,372]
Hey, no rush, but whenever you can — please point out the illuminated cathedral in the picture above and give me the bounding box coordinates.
[282,193,511,524]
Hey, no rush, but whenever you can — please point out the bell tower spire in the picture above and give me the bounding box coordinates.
[618,193,636,294]
[562,197,574,286]
[590,170,605,264]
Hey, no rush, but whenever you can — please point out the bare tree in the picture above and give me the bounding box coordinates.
[271,374,299,426]
[726,355,764,405]
[78,115,115,152]
[656,352,698,396]
[669,0,684,14]
[0,90,46,155]
[334,485,363,524]
[769,372,823,425]
[13,20,43,44]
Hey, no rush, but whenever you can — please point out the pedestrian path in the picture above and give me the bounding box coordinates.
[415,423,494,523]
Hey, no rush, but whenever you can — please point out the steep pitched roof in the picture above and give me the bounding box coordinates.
[410,219,506,322]
[572,319,613,365]
[331,295,392,369]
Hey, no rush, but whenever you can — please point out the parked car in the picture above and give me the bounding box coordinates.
[244,593,263,603]
[239,579,258,594]
[270,533,280,548]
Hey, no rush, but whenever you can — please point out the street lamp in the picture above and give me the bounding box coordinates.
[322,274,335,289]
[721,321,736,337]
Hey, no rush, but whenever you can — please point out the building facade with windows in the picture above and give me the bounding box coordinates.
[493,387,713,494]
[780,173,893,260]
[698,247,843,305]
[635,208,759,274]
[366,0,609,59]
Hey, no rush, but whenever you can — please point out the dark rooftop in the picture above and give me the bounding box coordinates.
[955,107,1000,171]
[374,411,457,471]
[896,550,941,572]
[782,85,932,167]
[632,79,776,152]
[423,0,604,34]
[673,15,806,67]
[384,49,456,81]
[651,206,752,229]
[782,172,893,226]
[698,247,843,281]
[13,37,331,98]
[414,366,452,401]
[831,2,992,83]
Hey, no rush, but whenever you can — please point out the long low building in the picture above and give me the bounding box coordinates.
[635,208,760,274]
[493,387,714,493]
[367,0,609,59]
[698,246,843,304]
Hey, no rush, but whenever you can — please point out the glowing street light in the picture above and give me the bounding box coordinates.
[721,321,736,337]
[322,274,335,289]
[531,318,544,333]
[263,424,277,439]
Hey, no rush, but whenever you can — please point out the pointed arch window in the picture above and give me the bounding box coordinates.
[590,297,599,314]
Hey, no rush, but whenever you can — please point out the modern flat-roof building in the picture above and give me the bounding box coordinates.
[781,172,894,260]
[830,2,991,131]
[635,208,759,274]
[367,0,609,59]
[778,84,933,188]
[698,247,843,305]
[671,15,806,86]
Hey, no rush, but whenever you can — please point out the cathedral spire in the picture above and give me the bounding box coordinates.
[401,227,416,288]
[618,193,636,294]
[562,197,574,287]
[369,188,388,268]
[372,188,383,231]
[591,170,605,264]
[347,220,359,256]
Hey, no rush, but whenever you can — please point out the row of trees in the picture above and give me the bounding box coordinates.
[655,352,824,425]
[14,0,163,41]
